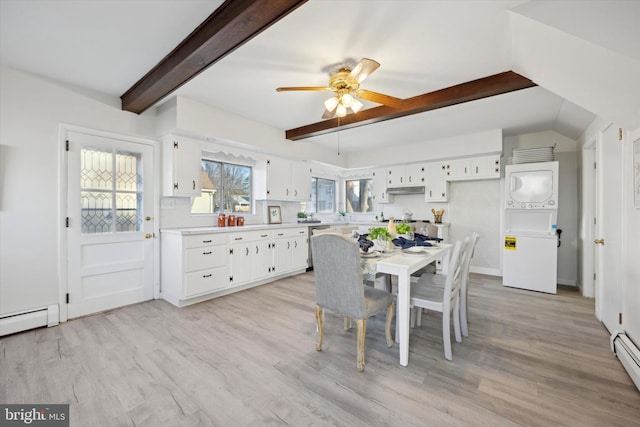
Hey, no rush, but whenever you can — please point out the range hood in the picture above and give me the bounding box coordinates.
[386,186,425,195]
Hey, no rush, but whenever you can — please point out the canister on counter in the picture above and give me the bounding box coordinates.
[217,213,226,227]
[227,214,236,226]
[237,216,245,226]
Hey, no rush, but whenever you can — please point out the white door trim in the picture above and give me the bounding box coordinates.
[58,124,160,322]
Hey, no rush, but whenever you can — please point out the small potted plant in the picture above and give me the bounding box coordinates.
[396,222,412,238]
[338,210,347,221]
[368,226,392,251]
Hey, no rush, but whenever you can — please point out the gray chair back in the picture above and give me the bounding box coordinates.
[311,233,367,319]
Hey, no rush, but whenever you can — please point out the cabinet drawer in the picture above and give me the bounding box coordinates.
[184,266,228,297]
[184,233,227,249]
[229,230,272,243]
[185,245,229,271]
[273,228,308,239]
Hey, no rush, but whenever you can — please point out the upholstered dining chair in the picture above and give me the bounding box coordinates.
[409,240,463,361]
[311,233,395,372]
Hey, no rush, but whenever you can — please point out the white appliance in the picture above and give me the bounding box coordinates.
[503,161,559,294]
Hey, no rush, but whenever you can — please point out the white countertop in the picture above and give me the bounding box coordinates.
[161,223,311,235]
[160,221,449,235]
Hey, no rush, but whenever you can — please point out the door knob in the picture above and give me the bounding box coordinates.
[594,238,605,245]
[145,233,153,239]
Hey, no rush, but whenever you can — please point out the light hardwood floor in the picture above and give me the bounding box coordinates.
[1,273,638,426]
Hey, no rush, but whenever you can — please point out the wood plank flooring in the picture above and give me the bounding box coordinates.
[1,273,638,426]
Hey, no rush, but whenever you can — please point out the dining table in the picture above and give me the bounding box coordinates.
[361,243,452,367]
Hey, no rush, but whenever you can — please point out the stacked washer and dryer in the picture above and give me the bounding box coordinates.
[502,159,559,294]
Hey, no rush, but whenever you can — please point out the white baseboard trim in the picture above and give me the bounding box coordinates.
[0,305,59,336]
[470,266,501,277]
[558,278,577,286]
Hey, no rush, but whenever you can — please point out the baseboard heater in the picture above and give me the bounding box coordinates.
[0,305,59,336]
[611,332,640,391]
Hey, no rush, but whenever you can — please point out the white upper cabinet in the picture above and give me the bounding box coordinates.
[425,162,448,202]
[445,155,501,181]
[372,168,391,204]
[266,157,292,200]
[386,165,425,187]
[162,136,202,197]
[291,162,312,201]
[260,158,312,201]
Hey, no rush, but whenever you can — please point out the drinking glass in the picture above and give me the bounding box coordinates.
[376,236,387,252]
[406,231,415,243]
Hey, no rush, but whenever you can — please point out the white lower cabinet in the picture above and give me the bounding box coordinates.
[273,227,308,275]
[161,226,309,307]
[160,233,229,306]
[229,230,272,286]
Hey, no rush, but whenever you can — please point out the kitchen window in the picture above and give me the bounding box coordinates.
[306,177,335,213]
[191,160,252,214]
[346,178,373,213]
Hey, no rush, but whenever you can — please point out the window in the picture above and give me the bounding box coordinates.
[191,160,252,214]
[306,177,335,213]
[80,146,143,233]
[345,178,373,213]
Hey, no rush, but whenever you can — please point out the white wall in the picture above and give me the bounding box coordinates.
[346,128,503,169]
[622,129,640,344]
[0,66,156,316]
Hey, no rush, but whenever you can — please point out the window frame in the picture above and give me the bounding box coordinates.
[345,177,374,213]
[307,176,336,213]
[191,158,253,215]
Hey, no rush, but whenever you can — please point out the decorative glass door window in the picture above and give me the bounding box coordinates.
[80,146,143,233]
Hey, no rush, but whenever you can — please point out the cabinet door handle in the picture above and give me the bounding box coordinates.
[192,180,196,190]
[245,247,249,256]
[203,274,212,278]
[287,241,290,249]
[476,166,479,174]
[202,251,212,255]
[256,246,259,254]
[203,240,212,243]
[294,241,298,248]
[235,237,243,241]
[261,234,268,237]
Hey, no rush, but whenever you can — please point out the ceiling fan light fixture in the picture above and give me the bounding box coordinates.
[336,103,347,117]
[324,96,339,112]
[350,99,363,113]
[341,93,353,107]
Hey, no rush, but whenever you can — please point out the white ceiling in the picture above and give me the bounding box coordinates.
[2,0,634,153]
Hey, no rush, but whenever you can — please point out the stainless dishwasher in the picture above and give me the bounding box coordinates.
[307,224,331,271]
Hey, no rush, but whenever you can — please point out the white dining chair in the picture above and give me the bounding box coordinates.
[415,232,478,338]
[409,240,463,361]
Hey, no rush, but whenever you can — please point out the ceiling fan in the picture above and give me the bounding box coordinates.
[276,58,403,119]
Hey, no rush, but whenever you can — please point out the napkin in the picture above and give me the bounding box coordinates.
[358,236,374,253]
[414,233,443,242]
[392,237,432,249]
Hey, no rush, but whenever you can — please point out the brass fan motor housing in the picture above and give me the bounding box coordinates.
[329,69,360,93]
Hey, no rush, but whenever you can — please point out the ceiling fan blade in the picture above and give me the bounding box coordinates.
[356,89,403,108]
[321,109,335,120]
[276,86,331,92]
[348,58,380,84]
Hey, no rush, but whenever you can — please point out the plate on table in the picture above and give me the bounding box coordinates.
[360,250,381,258]
[402,247,428,255]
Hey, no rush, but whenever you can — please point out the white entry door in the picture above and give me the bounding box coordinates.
[66,131,155,318]
[596,124,624,333]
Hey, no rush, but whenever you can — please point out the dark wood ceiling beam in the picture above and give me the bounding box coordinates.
[285,71,536,140]
[121,0,307,114]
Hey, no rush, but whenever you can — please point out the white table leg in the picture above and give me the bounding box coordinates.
[397,272,410,367]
